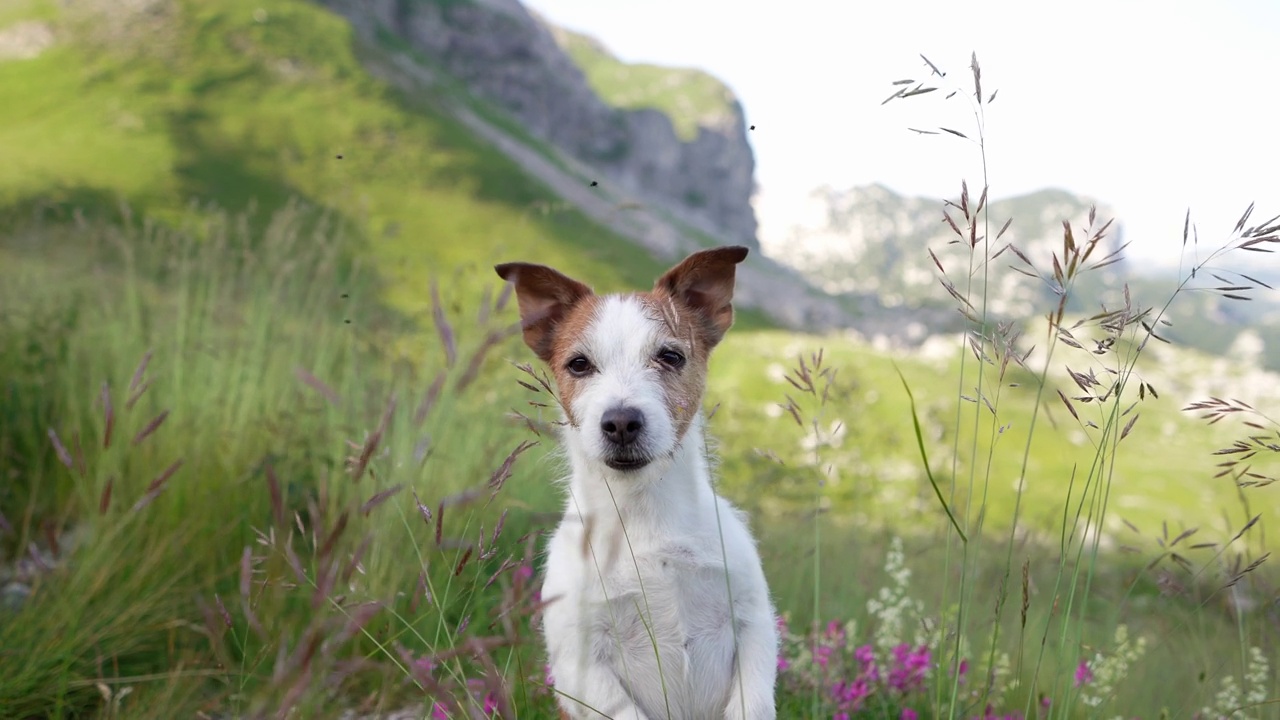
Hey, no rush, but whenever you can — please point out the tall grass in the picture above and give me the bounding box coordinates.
[853,53,1279,718]
[0,202,565,718]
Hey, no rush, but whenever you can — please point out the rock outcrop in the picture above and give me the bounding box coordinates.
[324,0,758,250]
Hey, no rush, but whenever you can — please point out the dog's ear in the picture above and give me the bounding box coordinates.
[495,262,593,363]
[654,245,749,347]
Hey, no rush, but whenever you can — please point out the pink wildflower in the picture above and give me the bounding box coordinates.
[814,644,834,669]
[1074,660,1094,687]
[888,644,930,693]
[854,644,876,665]
[412,656,436,679]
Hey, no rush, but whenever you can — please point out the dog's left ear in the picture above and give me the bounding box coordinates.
[654,245,749,347]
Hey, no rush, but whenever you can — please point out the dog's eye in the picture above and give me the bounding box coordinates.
[656,349,686,369]
[566,355,595,376]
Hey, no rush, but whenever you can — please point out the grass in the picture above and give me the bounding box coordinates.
[0,203,565,717]
[2,3,1279,718]
[553,26,739,142]
[2,199,1275,717]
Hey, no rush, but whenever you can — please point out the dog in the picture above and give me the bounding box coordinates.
[495,246,778,720]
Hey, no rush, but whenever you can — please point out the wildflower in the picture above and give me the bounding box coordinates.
[825,619,846,643]
[1074,660,1093,687]
[1244,645,1270,706]
[1078,625,1147,708]
[1202,645,1269,719]
[413,656,436,679]
[814,643,834,670]
[515,564,533,581]
[430,703,449,720]
[887,643,929,692]
[988,651,1015,696]
[1204,673,1242,720]
[867,537,926,653]
[901,709,919,720]
[854,644,876,666]
[830,677,871,713]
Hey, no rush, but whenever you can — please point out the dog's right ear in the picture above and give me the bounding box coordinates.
[494,262,593,363]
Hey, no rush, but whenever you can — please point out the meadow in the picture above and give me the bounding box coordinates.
[2,1,1279,718]
[2,183,1277,719]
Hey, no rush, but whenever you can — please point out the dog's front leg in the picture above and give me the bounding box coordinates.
[552,661,652,720]
[721,606,779,720]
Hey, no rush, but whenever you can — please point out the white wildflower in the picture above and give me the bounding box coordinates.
[1244,645,1269,706]
[866,536,925,653]
[1203,673,1242,720]
[1203,645,1270,718]
[1080,624,1147,708]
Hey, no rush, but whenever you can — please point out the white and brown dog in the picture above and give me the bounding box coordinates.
[495,246,777,720]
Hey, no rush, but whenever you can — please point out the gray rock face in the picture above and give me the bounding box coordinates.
[322,0,758,249]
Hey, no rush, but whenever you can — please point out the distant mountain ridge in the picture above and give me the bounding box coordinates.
[761,183,1128,314]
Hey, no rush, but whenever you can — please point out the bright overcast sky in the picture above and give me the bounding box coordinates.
[523,0,1280,269]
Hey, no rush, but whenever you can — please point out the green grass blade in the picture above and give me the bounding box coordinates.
[894,363,967,543]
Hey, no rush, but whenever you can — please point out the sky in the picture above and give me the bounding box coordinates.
[522,0,1280,269]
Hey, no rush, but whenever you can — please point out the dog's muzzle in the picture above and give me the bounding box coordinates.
[599,405,651,471]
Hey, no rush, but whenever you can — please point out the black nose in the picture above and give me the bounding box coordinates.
[600,406,645,446]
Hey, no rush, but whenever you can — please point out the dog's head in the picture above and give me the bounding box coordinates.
[495,246,748,475]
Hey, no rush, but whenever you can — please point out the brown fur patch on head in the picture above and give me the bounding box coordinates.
[645,246,748,440]
[542,295,602,428]
[636,292,711,441]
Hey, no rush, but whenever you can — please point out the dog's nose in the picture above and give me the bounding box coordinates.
[600,406,645,446]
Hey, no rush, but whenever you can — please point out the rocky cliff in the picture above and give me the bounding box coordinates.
[324,0,757,250]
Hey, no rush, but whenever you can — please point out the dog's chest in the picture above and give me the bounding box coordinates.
[560,536,743,717]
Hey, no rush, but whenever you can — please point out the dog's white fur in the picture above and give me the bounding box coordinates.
[496,250,778,720]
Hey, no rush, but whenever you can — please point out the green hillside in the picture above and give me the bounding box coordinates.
[0,0,680,312]
[553,27,739,141]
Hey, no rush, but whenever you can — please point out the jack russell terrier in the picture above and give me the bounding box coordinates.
[495,246,777,719]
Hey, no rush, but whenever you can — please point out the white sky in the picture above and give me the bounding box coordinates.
[523,0,1280,269]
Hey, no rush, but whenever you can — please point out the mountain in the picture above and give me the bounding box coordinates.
[761,183,1280,369]
[761,184,1126,311]
[0,0,851,330]
[323,0,757,250]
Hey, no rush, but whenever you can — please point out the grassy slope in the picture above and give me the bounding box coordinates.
[710,330,1270,538]
[553,26,738,141]
[0,0,683,326]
